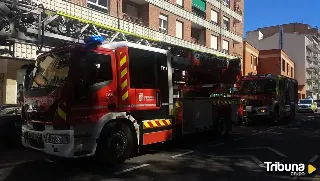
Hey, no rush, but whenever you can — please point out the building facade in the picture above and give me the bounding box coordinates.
[71,0,244,57]
[0,0,244,104]
[258,49,294,78]
[246,24,319,99]
[243,41,259,76]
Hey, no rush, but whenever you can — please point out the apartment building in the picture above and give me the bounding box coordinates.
[0,0,244,104]
[258,49,294,78]
[72,0,244,57]
[246,24,320,99]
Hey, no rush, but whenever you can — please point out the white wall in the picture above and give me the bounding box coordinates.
[282,34,306,85]
[246,32,307,86]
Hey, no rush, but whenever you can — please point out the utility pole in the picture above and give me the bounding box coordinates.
[279,25,283,49]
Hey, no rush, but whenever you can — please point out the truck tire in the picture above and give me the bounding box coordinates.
[270,107,279,125]
[95,122,134,165]
[217,117,231,137]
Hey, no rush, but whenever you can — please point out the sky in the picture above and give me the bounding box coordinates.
[244,0,320,35]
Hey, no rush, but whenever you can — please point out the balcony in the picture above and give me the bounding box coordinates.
[191,23,206,46]
[122,1,147,27]
[313,85,318,90]
[307,44,320,53]
[313,54,319,61]
[306,55,314,62]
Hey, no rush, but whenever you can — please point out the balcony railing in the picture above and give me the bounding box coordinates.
[122,13,146,27]
[191,38,205,46]
[307,44,320,53]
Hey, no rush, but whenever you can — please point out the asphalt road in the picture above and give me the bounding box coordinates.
[0,113,320,181]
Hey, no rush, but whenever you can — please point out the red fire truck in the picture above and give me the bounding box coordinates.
[20,36,243,164]
[233,74,298,124]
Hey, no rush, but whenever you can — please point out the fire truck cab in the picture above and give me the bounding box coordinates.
[20,36,243,164]
[233,74,298,124]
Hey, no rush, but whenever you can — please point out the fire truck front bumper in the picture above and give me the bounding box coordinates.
[21,124,76,158]
[245,106,270,118]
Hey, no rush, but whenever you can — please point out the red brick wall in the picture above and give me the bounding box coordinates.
[148,4,192,42]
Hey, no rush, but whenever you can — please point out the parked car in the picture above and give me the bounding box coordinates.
[297,98,317,113]
[0,104,24,148]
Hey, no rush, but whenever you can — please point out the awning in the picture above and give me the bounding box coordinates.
[192,0,206,12]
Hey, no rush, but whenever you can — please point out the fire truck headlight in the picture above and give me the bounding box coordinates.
[259,109,266,113]
[47,134,70,144]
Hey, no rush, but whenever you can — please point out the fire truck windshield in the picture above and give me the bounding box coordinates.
[31,50,71,89]
[236,79,276,94]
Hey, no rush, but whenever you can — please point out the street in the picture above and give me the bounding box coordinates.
[0,113,320,181]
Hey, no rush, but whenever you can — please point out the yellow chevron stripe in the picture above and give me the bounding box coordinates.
[151,120,158,127]
[57,107,66,121]
[120,55,127,67]
[165,120,171,125]
[121,68,127,78]
[63,102,66,106]
[121,79,128,90]
[158,120,165,126]
[122,91,128,100]
[143,122,150,128]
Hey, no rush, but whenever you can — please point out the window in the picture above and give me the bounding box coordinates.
[129,48,163,89]
[210,9,218,24]
[74,51,113,100]
[253,56,257,66]
[291,67,294,77]
[250,55,253,65]
[282,58,285,71]
[176,0,183,7]
[32,51,71,88]
[176,20,183,39]
[87,0,108,12]
[126,4,138,17]
[159,14,168,34]
[210,35,218,50]
[222,40,229,53]
[79,52,113,86]
[222,16,230,30]
[287,63,289,75]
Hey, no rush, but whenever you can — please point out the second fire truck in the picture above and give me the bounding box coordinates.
[233,74,298,124]
[20,36,243,165]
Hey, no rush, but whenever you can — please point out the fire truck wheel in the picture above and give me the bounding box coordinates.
[217,117,230,137]
[270,109,279,125]
[95,122,134,165]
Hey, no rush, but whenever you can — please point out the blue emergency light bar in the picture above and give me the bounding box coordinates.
[84,35,105,45]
